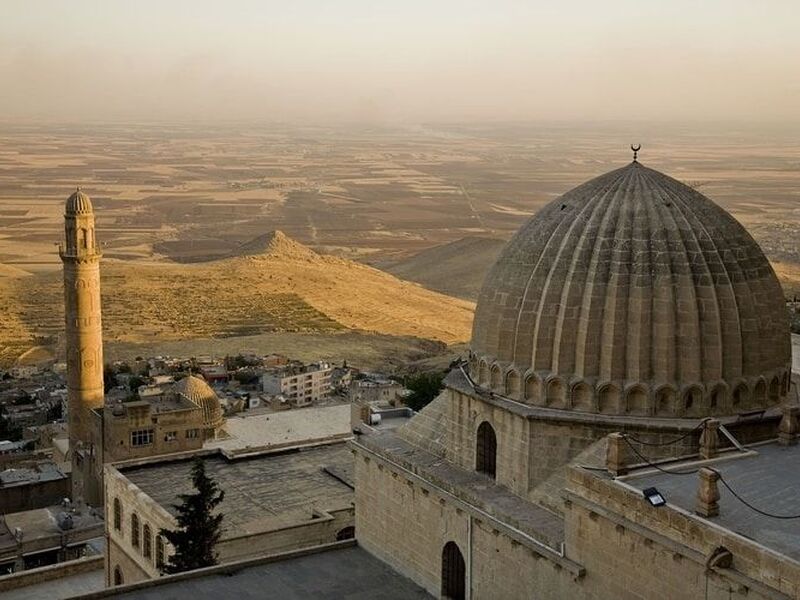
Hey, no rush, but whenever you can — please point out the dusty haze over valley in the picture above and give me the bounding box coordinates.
[1,0,798,369]
[0,122,799,368]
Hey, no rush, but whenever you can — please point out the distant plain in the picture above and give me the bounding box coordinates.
[1,122,798,367]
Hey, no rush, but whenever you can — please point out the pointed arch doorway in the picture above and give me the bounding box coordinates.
[441,541,466,600]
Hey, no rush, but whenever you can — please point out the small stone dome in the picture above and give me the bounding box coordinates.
[470,161,791,418]
[65,188,93,215]
[172,375,224,434]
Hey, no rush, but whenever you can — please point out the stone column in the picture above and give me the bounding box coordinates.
[778,405,799,446]
[695,467,720,518]
[606,432,628,476]
[699,419,720,460]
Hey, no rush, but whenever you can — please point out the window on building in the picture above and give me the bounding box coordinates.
[476,421,497,478]
[186,429,199,439]
[441,541,466,600]
[143,525,152,560]
[131,429,154,447]
[131,513,140,549]
[165,431,177,442]
[113,566,124,586]
[113,498,122,532]
[156,535,166,569]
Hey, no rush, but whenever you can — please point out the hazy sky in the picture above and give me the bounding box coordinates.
[1,0,799,124]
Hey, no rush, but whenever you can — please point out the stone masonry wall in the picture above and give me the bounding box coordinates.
[354,447,577,599]
[565,467,799,600]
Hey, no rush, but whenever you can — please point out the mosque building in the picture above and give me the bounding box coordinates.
[46,156,799,600]
[351,157,798,599]
[58,190,225,507]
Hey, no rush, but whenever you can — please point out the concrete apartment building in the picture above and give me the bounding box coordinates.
[261,362,332,407]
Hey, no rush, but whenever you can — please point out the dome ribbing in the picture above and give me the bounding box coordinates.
[65,189,93,215]
[470,162,791,417]
[172,375,224,434]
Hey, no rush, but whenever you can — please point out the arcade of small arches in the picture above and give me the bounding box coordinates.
[469,356,791,418]
[111,496,167,585]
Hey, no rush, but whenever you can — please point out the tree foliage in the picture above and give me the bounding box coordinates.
[159,458,225,574]
[403,371,445,411]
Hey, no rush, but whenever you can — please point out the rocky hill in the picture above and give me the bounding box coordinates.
[380,236,507,300]
[0,232,474,365]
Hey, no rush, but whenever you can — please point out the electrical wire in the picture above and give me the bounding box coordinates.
[623,437,800,520]
[624,420,707,447]
[623,436,700,476]
[709,468,800,520]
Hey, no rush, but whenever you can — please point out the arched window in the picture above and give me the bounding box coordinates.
[441,541,466,600]
[336,526,355,541]
[131,513,140,549]
[754,380,766,404]
[113,498,122,532]
[143,525,152,560]
[156,535,166,570]
[655,387,675,415]
[733,384,747,408]
[683,387,703,416]
[113,566,124,586]
[769,377,780,401]
[476,421,497,478]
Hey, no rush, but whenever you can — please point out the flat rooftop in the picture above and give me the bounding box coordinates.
[207,404,351,454]
[0,461,65,486]
[87,544,430,600]
[624,441,800,561]
[1,565,104,600]
[0,506,104,554]
[120,443,354,536]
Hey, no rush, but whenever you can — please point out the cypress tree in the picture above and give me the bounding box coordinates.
[159,457,225,574]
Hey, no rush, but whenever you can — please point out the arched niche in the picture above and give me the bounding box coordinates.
[626,386,648,415]
[546,378,564,407]
[597,385,619,414]
[524,374,540,404]
[571,382,592,412]
[655,386,676,416]
[505,370,521,398]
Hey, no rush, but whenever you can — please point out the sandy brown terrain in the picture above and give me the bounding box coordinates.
[380,236,507,300]
[0,231,473,366]
[0,122,797,366]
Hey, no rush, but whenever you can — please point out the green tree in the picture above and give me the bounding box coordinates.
[128,375,145,397]
[403,371,445,411]
[159,458,225,574]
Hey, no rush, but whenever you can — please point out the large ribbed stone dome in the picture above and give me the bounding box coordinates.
[470,161,791,418]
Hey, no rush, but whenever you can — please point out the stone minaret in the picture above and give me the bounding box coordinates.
[59,188,104,503]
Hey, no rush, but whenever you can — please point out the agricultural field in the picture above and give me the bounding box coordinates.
[1,122,797,366]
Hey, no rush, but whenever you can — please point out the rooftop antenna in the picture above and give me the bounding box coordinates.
[631,144,641,162]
